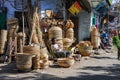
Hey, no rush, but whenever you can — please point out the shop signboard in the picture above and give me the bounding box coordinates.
[68,1,82,16]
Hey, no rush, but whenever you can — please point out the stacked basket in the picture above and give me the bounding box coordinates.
[40,47,49,69]
[16,53,33,71]
[49,26,63,49]
[77,41,93,57]
[91,26,99,49]
[23,45,40,70]
[57,57,75,68]
[0,30,7,55]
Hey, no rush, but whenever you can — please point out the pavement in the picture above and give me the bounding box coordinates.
[0,48,120,80]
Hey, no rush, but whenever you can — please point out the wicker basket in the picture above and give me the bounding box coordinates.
[40,47,49,60]
[32,56,40,70]
[63,38,73,48]
[0,30,8,54]
[66,28,74,40]
[57,57,74,68]
[16,53,33,70]
[91,26,99,48]
[69,20,74,28]
[40,60,49,69]
[78,46,93,56]
[48,26,62,40]
[23,45,40,55]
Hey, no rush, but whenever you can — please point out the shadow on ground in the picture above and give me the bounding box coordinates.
[90,56,117,60]
[0,55,120,80]
[0,63,120,80]
[0,72,120,80]
[0,62,18,74]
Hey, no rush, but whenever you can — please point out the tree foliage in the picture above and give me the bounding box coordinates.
[112,36,120,48]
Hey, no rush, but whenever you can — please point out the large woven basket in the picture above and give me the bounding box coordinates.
[16,53,33,70]
[48,26,62,40]
[23,45,40,55]
[57,57,74,68]
[78,46,93,56]
[63,38,73,48]
[91,26,99,48]
[66,28,74,40]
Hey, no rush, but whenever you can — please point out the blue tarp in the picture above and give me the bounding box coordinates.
[95,0,111,16]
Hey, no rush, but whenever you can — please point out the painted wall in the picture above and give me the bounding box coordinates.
[4,1,16,19]
[41,0,58,11]
[3,0,59,18]
[78,10,91,41]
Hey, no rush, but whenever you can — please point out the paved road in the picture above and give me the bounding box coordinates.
[0,49,120,80]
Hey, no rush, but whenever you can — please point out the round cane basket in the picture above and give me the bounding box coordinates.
[57,57,74,68]
[78,46,93,56]
[63,38,73,48]
[0,30,8,54]
[16,53,33,71]
[23,45,40,55]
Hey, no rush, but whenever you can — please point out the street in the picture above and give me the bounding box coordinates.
[0,48,120,80]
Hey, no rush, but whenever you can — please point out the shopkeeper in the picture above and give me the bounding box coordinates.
[51,37,71,58]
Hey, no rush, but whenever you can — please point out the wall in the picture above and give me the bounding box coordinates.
[4,0,92,42]
[4,0,60,18]
[78,10,91,41]
[4,1,16,19]
[41,0,58,11]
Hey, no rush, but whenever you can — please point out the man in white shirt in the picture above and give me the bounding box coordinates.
[51,37,70,58]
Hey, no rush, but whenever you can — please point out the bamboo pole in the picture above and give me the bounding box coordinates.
[22,0,25,48]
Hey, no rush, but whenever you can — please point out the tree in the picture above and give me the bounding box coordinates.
[112,36,120,60]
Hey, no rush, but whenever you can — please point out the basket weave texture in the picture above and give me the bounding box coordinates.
[57,58,74,68]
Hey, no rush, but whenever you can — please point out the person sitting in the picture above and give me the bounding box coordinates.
[51,37,71,58]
